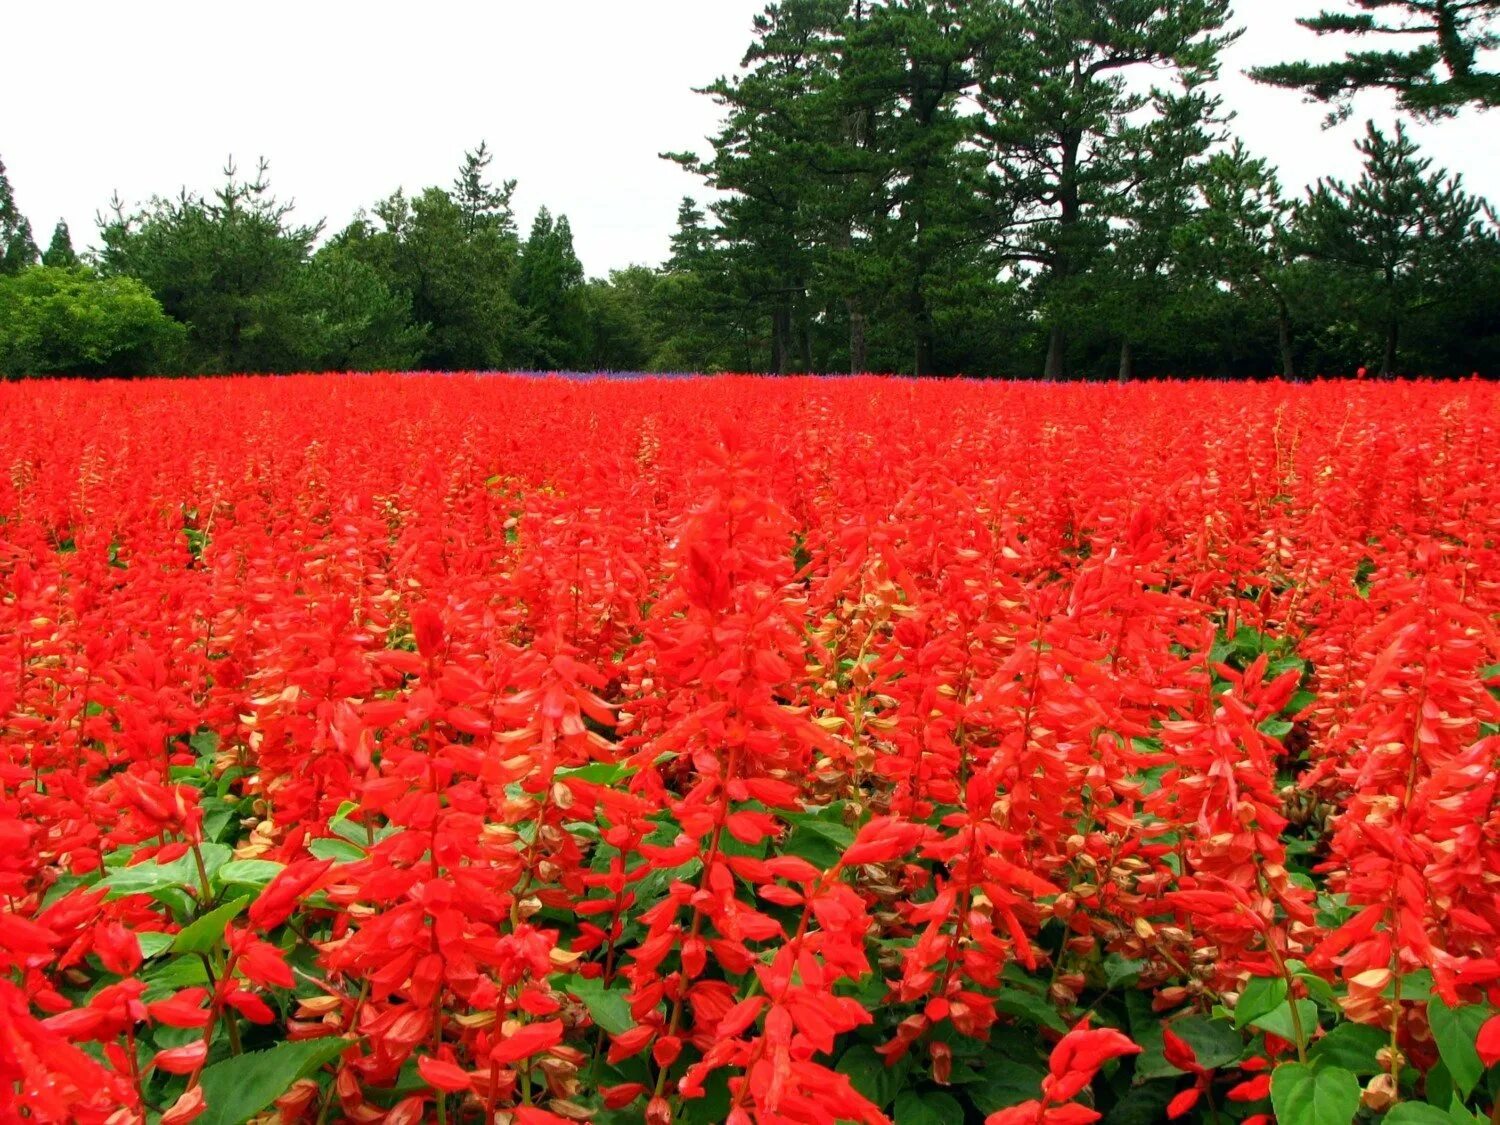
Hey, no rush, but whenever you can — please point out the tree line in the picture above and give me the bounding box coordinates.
[2,0,1498,380]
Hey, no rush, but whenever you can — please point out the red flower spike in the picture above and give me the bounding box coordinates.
[1477,1015,1500,1069]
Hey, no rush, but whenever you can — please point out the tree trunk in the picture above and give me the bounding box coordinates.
[1044,324,1067,380]
[1276,302,1295,381]
[797,299,813,373]
[1042,128,1082,382]
[771,306,790,374]
[1117,338,1133,383]
[913,308,933,378]
[848,303,867,373]
[1381,316,1399,378]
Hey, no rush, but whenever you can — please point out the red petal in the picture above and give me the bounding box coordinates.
[1477,1014,1500,1069]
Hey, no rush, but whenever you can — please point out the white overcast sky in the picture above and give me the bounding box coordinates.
[3,0,1496,277]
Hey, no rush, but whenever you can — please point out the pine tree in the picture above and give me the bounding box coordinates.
[0,156,39,276]
[1105,89,1226,381]
[513,207,586,369]
[840,0,992,376]
[452,141,518,239]
[666,197,713,272]
[42,220,79,268]
[98,158,322,373]
[976,0,1238,379]
[1295,121,1488,374]
[1180,142,1301,377]
[667,0,846,373]
[1250,1,1500,124]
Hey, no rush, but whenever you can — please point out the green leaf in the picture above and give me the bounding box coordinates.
[558,761,631,785]
[172,896,249,956]
[1235,976,1289,1029]
[995,986,1070,1034]
[1427,1060,1455,1113]
[565,975,634,1036]
[893,1090,963,1125]
[1170,1016,1244,1071]
[309,837,366,863]
[1100,1080,1180,1125]
[837,1045,901,1110]
[201,803,237,844]
[1385,1105,1465,1125]
[679,1066,731,1125]
[1103,955,1146,988]
[964,1063,1044,1114]
[1251,999,1319,1049]
[1387,971,1435,1003]
[1307,1021,1387,1075]
[1270,1062,1359,1125]
[140,954,211,1001]
[98,845,231,902]
[1428,999,1490,1099]
[196,1038,349,1125]
[218,859,285,891]
[1297,971,1339,1007]
[138,931,175,960]
[780,806,855,869]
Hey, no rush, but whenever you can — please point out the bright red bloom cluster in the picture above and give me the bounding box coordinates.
[1,374,1497,1124]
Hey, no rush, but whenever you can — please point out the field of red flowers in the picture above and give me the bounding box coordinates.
[1,375,1498,1125]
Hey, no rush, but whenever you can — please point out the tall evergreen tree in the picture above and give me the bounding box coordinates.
[842,0,992,376]
[654,198,740,371]
[1181,142,1301,377]
[330,147,527,371]
[1250,1,1500,124]
[667,197,714,271]
[0,156,39,276]
[513,207,586,369]
[42,220,79,268]
[452,141,518,238]
[1295,121,1489,374]
[1093,88,1226,380]
[98,158,321,373]
[975,0,1238,379]
[669,0,847,373]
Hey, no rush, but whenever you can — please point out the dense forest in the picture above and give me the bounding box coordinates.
[2,0,1498,379]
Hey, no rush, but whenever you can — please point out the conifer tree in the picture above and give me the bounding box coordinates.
[0,156,39,275]
[1250,1,1500,124]
[1295,121,1489,374]
[41,220,79,268]
[976,0,1238,378]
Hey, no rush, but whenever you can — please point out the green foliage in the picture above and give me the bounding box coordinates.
[170,896,249,956]
[1249,0,1500,124]
[5,12,1498,379]
[331,168,524,371]
[98,158,321,374]
[0,155,40,276]
[1294,121,1492,375]
[564,974,634,1035]
[1306,1020,1388,1075]
[1180,141,1300,376]
[1270,1062,1361,1125]
[513,207,586,369]
[298,243,426,371]
[0,265,183,377]
[195,1038,349,1125]
[41,219,79,268]
[1428,999,1494,1099]
[976,0,1238,377]
[892,1089,963,1124]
